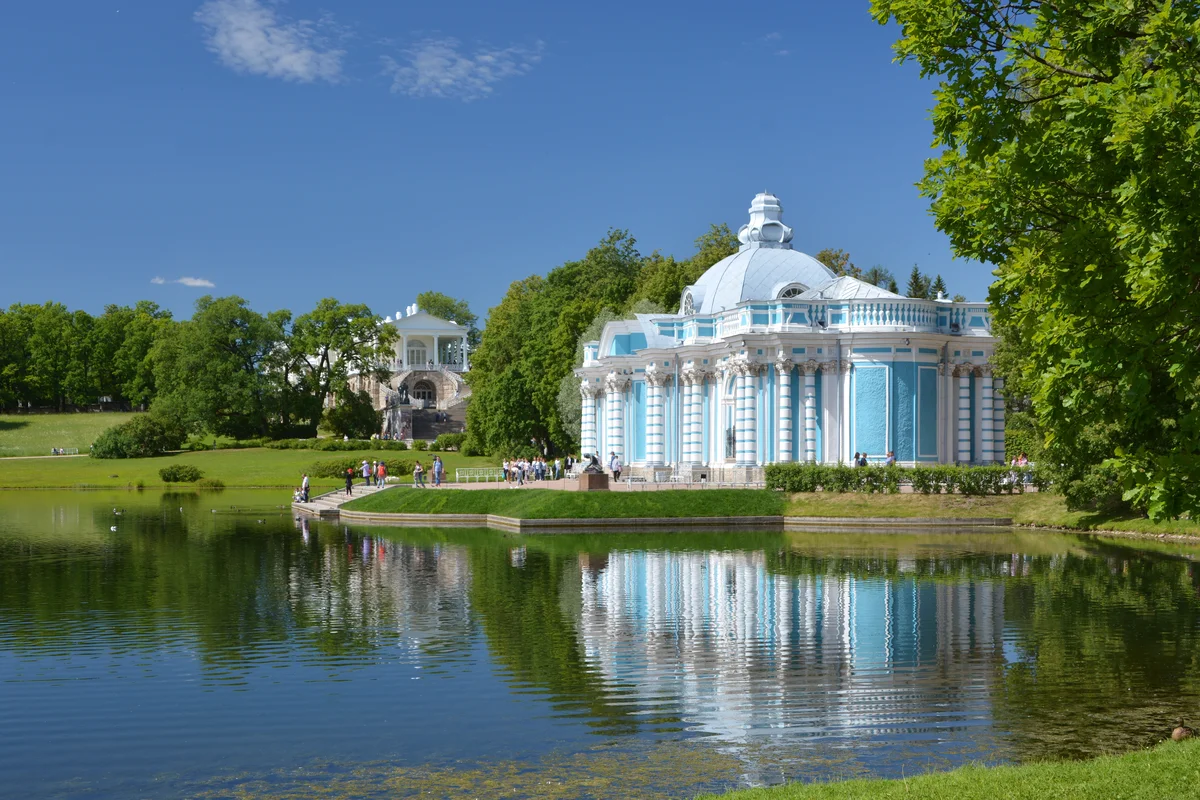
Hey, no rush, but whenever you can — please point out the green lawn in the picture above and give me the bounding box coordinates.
[0,412,137,457]
[342,488,788,518]
[705,739,1200,800]
[0,446,495,489]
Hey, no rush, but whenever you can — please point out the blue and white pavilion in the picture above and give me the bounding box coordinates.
[575,193,1003,480]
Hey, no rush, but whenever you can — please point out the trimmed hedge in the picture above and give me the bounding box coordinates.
[159,464,203,483]
[765,463,1047,496]
[264,438,408,451]
[308,457,414,480]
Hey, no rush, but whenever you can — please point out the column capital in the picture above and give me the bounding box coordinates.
[954,362,974,378]
[774,356,792,375]
[975,365,993,378]
[580,379,599,399]
[604,371,630,393]
[839,359,853,374]
[937,362,947,376]
[798,359,822,375]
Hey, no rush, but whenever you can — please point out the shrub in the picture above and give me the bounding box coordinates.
[159,464,203,483]
[91,415,184,459]
[413,439,428,451]
[764,463,1037,497]
[433,433,466,452]
[196,478,225,489]
[307,458,414,480]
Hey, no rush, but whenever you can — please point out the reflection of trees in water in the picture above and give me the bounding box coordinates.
[467,545,662,735]
[992,547,1200,759]
[0,513,475,678]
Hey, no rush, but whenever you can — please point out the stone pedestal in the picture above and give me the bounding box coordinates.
[578,472,610,491]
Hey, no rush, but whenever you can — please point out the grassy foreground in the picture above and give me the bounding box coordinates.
[0,446,494,489]
[0,412,137,457]
[704,739,1200,800]
[343,488,787,518]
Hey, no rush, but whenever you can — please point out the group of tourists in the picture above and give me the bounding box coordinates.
[342,460,389,496]
[412,455,443,488]
[850,451,896,467]
[501,455,568,486]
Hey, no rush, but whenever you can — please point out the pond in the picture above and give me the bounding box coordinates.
[2,490,1199,798]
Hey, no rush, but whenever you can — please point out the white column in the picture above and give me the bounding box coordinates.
[993,376,1006,463]
[803,361,818,463]
[580,382,598,457]
[979,366,995,463]
[735,362,758,466]
[605,372,626,463]
[956,365,972,464]
[462,335,469,370]
[646,366,666,466]
[776,358,793,463]
[433,335,440,366]
[401,334,408,369]
[841,360,853,463]
[681,369,698,464]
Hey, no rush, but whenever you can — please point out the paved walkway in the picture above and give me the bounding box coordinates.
[293,483,389,516]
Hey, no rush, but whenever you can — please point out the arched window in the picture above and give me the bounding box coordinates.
[413,381,436,403]
[777,284,805,299]
[681,291,695,315]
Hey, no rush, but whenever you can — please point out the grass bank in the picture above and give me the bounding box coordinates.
[342,488,787,519]
[784,492,1200,537]
[343,487,1200,538]
[704,739,1200,799]
[0,412,136,457]
[0,447,494,489]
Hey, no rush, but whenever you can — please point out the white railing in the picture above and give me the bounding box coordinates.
[455,467,504,483]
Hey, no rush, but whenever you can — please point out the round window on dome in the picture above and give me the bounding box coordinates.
[777,284,805,299]
[681,291,695,315]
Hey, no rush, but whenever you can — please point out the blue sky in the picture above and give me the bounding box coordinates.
[1,1,995,322]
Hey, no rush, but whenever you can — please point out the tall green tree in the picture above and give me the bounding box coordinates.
[23,303,74,410]
[905,265,930,299]
[150,296,287,438]
[289,297,399,429]
[114,301,174,408]
[861,265,896,290]
[873,0,1200,518]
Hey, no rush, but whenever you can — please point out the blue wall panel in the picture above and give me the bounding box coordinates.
[853,366,888,457]
[814,370,823,460]
[893,362,916,461]
[631,381,646,461]
[918,367,938,458]
[790,369,802,461]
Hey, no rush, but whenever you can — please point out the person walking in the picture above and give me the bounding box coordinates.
[432,455,443,487]
[344,467,354,497]
[852,452,860,467]
[609,452,622,482]
[376,460,386,486]
[413,460,426,488]
[553,457,562,481]
[301,473,310,503]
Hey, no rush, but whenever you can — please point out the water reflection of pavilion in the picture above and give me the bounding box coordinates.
[577,551,1005,742]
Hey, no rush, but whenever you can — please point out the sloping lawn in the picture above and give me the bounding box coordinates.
[0,447,494,489]
[342,488,787,519]
[0,412,137,457]
[703,739,1200,800]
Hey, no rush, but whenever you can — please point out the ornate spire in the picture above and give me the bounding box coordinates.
[737,192,794,251]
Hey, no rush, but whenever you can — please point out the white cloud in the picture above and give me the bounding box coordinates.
[764,32,782,41]
[382,38,543,101]
[195,0,344,83]
[152,276,216,288]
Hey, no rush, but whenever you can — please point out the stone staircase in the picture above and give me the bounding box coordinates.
[293,483,389,518]
[411,405,467,441]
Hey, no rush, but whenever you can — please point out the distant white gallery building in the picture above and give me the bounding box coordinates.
[575,193,1003,480]
[349,304,472,438]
